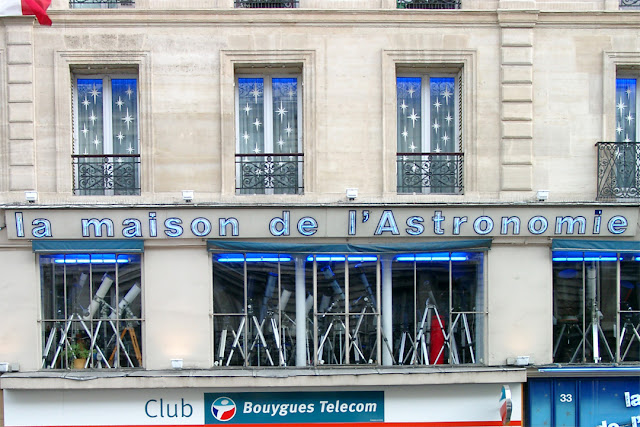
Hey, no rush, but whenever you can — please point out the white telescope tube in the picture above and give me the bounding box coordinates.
[110,283,141,320]
[84,274,114,320]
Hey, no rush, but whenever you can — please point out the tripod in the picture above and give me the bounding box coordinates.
[619,312,640,361]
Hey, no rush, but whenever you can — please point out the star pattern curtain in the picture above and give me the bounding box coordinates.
[396,76,458,193]
[237,77,301,194]
[616,78,637,143]
[75,77,139,195]
[615,78,638,190]
[396,76,456,154]
[237,77,299,154]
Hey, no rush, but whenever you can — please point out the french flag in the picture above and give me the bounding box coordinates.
[0,0,52,26]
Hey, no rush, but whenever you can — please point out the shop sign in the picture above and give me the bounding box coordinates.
[528,378,640,426]
[5,207,637,239]
[2,383,522,426]
[204,391,383,424]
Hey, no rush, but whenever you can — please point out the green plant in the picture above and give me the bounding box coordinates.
[64,342,90,360]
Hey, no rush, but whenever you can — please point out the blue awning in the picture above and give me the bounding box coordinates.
[32,240,144,253]
[207,239,491,253]
[552,239,640,253]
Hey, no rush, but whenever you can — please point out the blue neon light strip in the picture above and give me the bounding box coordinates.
[307,255,379,262]
[216,254,292,263]
[394,253,469,262]
[553,257,619,262]
[538,367,640,374]
[214,253,477,263]
[52,254,131,264]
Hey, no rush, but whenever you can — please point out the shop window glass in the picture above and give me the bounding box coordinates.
[73,74,140,196]
[40,253,142,369]
[211,251,485,367]
[553,251,640,363]
[235,76,303,194]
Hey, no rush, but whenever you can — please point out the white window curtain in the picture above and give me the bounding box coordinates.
[396,75,460,194]
[236,76,302,194]
[74,76,139,195]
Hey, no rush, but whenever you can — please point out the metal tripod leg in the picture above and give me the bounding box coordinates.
[620,322,640,361]
[270,317,286,366]
[226,317,246,366]
[251,316,275,366]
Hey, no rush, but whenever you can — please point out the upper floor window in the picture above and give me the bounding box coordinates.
[553,250,640,364]
[597,77,640,200]
[396,72,463,194]
[40,253,143,369]
[70,0,134,8]
[620,0,640,9]
[235,75,303,194]
[397,0,461,9]
[72,73,140,196]
[235,0,299,8]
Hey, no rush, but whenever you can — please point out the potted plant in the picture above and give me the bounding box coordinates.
[64,342,90,369]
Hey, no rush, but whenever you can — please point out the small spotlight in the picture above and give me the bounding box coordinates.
[25,191,38,203]
[346,188,358,200]
[536,190,549,201]
[182,190,194,202]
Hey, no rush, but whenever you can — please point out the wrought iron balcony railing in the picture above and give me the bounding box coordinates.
[70,0,134,7]
[73,154,140,196]
[597,141,640,200]
[397,152,464,194]
[235,0,299,8]
[236,153,303,194]
[397,0,461,9]
[620,0,640,8]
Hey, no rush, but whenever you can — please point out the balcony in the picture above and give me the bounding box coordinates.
[397,152,464,194]
[235,0,299,8]
[73,154,140,196]
[597,141,640,200]
[620,0,640,8]
[236,153,303,194]
[397,0,461,9]
[69,0,134,7]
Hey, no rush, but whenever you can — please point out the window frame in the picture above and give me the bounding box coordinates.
[234,73,304,195]
[39,252,144,370]
[382,50,476,197]
[552,250,640,364]
[54,51,151,196]
[220,50,316,197]
[71,72,140,196]
[211,250,487,368]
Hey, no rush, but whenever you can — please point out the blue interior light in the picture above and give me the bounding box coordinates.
[52,254,131,264]
[216,254,292,263]
[395,253,469,262]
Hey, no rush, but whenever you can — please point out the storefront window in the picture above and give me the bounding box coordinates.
[40,253,142,369]
[212,251,485,367]
[553,251,640,363]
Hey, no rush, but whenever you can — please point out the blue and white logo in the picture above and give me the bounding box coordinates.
[211,397,236,422]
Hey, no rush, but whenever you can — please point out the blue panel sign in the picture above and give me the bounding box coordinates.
[528,377,640,427]
[204,391,384,424]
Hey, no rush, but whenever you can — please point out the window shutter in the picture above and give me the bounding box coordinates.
[457,68,463,153]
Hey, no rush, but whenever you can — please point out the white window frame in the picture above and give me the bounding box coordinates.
[72,72,140,196]
[234,73,303,195]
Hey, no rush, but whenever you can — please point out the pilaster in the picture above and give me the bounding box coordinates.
[498,5,537,192]
[5,21,36,192]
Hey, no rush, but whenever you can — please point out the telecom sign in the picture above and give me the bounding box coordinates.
[204,391,384,424]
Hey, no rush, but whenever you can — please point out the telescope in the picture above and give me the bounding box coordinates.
[84,274,114,320]
[109,283,141,320]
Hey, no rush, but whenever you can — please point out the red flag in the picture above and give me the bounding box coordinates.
[0,0,52,26]
[22,0,52,26]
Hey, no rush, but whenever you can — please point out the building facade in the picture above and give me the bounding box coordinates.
[1,0,640,425]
